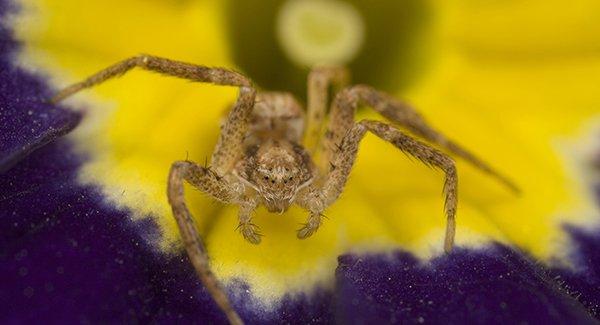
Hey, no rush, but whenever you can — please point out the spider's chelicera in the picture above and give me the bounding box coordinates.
[52,55,518,325]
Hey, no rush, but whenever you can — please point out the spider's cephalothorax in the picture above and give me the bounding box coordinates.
[236,138,315,213]
[51,55,519,325]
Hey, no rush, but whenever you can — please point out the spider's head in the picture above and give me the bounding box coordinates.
[237,140,314,213]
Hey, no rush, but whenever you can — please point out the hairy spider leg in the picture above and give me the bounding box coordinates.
[296,87,459,252]
[51,55,256,325]
[327,85,519,193]
[168,161,244,325]
[50,54,257,174]
[304,66,349,156]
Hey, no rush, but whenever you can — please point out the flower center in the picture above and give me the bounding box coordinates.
[276,0,365,67]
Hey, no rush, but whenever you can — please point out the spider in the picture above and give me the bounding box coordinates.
[51,55,518,325]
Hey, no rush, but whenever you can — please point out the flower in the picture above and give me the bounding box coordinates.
[2,0,600,323]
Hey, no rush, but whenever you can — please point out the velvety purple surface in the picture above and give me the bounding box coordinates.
[0,3,80,173]
[336,247,596,324]
[550,225,600,318]
[2,0,600,323]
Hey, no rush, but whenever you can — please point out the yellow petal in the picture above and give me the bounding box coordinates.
[13,0,600,302]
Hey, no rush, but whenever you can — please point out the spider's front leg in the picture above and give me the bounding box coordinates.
[51,54,257,174]
[297,120,458,252]
[297,88,460,252]
[325,85,519,193]
[50,54,251,103]
[168,160,245,325]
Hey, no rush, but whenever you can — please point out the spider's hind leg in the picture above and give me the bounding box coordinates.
[304,66,350,155]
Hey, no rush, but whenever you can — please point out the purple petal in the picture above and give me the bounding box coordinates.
[550,225,600,317]
[1,0,600,323]
[335,246,597,324]
[0,2,80,173]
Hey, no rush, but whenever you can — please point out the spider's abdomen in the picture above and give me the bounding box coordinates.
[245,92,305,145]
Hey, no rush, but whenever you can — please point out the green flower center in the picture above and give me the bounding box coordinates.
[276,0,365,67]
[225,0,433,97]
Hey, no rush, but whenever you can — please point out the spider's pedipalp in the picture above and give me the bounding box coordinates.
[296,212,322,239]
[238,199,261,244]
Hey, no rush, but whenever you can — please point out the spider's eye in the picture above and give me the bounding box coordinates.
[263,176,269,180]
[271,180,276,184]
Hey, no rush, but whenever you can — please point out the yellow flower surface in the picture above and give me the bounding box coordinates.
[14,0,600,301]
